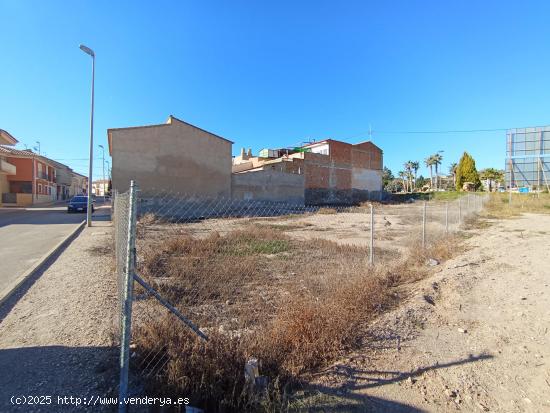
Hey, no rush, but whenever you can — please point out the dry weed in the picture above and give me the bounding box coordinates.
[483,193,550,218]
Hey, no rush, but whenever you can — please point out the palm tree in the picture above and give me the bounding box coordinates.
[479,168,504,192]
[411,161,420,190]
[449,163,458,189]
[406,170,414,192]
[432,153,443,190]
[404,161,414,192]
[398,171,407,192]
[424,156,435,190]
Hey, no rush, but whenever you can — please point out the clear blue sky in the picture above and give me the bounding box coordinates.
[1,0,549,180]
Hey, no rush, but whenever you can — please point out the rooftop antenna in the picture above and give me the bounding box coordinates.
[368,124,372,140]
[34,140,41,155]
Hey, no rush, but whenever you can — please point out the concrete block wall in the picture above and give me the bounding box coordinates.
[110,118,232,198]
[232,170,305,204]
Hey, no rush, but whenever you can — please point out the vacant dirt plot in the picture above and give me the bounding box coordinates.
[149,199,469,250]
[131,200,472,411]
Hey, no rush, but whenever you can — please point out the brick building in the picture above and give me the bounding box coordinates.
[232,139,383,205]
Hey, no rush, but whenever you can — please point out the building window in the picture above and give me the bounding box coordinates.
[38,184,42,194]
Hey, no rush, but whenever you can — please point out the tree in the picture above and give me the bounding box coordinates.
[404,161,414,192]
[432,152,443,190]
[382,166,394,188]
[456,152,481,191]
[411,161,420,190]
[385,178,404,193]
[424,156,435,189]
[449,163,458,189]
[416,174,429,189]
[479,168,504,192]
[398,171,407,192]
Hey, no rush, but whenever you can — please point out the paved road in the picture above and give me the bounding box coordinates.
[0,204,109,301]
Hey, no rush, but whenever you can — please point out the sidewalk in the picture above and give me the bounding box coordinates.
[0,218,118,412]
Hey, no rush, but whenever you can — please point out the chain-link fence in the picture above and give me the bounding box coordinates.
[113,182,488,412]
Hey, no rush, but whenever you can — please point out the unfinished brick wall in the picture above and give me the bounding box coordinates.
[303,140,383,205]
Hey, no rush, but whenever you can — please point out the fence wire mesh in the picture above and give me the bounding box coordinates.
[111,184,492,411]
[113,189,130,342]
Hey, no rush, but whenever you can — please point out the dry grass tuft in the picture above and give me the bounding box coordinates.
[483,193,550,219]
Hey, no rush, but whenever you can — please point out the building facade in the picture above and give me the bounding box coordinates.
[108,115,233,197]
[0,129,18,206]
[0,147,57,206]
[232,139,383,205]
[92,179,109,196]
[70,172,88,197]
[506,126,550,189]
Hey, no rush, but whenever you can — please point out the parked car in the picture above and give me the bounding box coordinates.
[67,196,95,213]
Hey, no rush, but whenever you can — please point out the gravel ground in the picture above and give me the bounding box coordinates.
[0,210,119,413]
[307,213,550,412]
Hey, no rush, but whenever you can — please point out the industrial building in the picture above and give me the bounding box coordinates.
[506,126,550,190]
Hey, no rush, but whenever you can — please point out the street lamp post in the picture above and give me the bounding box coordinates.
[98,144,105,197]
[80,44,95,227]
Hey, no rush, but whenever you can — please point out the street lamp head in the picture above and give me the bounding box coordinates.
[98,144,104,149]
[79,44,95,57]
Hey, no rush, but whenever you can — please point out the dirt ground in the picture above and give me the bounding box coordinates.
[0,213,118,412]
[156,200,468,255]
[305,213,550,412]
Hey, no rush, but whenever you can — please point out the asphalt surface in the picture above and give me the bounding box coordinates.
[0,204,109,301]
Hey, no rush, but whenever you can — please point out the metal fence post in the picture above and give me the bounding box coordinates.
[422,201,427,248]
[118,181,138,413]
[369,203,374,265]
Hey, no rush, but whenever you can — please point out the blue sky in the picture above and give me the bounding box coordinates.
[1,0,549,180]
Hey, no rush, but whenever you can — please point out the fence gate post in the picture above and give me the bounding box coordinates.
[369,203,374,265]
[422,201,427,248]
[445,201,449,233]
[118,180,138,413]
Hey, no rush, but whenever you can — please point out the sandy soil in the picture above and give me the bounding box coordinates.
[311,213,550,412]
[0,212,118,412]
[153,200,468,257]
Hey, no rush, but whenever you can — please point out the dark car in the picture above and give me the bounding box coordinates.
[67,196,95,213]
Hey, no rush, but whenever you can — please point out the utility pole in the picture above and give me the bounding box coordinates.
[80,44,95,227]
[99,144,105,196]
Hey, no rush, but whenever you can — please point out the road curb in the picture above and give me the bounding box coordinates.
[0,220,86,308]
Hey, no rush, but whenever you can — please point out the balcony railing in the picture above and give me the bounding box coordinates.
[0,159,16,175]
[37,172,56,182]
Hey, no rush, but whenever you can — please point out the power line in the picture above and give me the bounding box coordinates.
[372,127,509,135]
